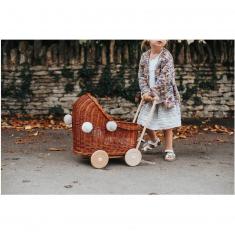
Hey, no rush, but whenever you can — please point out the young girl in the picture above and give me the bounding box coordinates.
[137,40,181,161]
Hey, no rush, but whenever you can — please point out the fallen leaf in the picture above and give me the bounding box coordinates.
[48,148,65,151]
[25,125,33,130]
[179,135,187,139]
[34,123,41,128]
[15,139,24,144]
[1,122,12,128]
[32,131,38,136]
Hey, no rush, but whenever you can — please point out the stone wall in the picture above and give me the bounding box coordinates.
[1,40,234,120]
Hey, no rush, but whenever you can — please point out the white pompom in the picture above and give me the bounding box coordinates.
[64,114,72,125]
[106,121,117,132]
[82,122,93,133]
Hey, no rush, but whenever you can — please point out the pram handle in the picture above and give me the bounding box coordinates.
[133,96,158,123]
[135,98,158,150]
[132,97,144,123]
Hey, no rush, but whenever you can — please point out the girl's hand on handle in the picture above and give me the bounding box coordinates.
[142,93,154,102]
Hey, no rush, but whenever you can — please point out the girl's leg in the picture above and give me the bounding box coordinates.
[163,128,173,150]
[163,128,176,161]
[146,129,158,142]
[141,128,160,151]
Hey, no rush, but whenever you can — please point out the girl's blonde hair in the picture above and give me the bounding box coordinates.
[141,40,168,51]
[141,40,150,51]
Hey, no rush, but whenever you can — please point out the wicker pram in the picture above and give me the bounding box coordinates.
[71,93,157,168]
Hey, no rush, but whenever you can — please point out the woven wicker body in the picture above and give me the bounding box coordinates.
[72,93,140,157]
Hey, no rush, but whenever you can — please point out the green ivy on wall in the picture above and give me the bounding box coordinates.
[179,64,218,102]
[62,66,74,79]
[49,105,64,115]
[78,67,97,95]
[2,63,32,99]
[17,64,32,98]
[65,83,74,93]
[77,63,139,102]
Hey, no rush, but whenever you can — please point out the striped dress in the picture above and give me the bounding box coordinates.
[137,54,182,130]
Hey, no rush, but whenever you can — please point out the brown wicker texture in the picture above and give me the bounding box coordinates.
[72,93,140,157]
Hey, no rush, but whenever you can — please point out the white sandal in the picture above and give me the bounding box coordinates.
[141,138,161,152]
[164,150,176,161]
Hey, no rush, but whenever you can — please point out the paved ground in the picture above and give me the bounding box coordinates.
[1,128,234,194]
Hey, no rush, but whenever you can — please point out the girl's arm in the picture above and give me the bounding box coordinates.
[138,54,150,96]
[150,55,174,104]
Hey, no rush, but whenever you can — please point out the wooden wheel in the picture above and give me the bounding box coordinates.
[90,150,109,169]
[125,148,142,167]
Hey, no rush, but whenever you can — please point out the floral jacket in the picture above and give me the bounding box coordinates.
[138,48,181,109]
